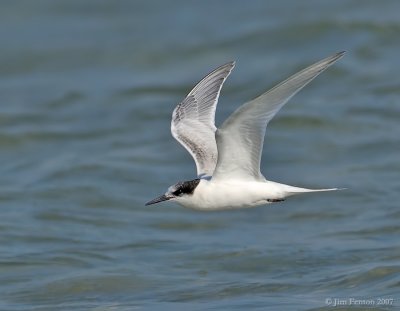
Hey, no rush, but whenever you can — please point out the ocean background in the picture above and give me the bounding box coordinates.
[1,1,399,310]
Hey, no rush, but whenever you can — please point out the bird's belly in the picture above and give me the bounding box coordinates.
[180,181,279,211]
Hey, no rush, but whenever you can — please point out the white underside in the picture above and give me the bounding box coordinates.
[173,178,339,211]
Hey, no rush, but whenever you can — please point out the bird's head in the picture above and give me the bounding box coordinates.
[145,179,201,206]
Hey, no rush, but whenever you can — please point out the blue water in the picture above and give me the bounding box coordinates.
[1,1,400,310]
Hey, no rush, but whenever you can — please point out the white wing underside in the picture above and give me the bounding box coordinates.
[212,52,345,181]
[171,62,235,177]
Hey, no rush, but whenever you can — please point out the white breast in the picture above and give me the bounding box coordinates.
[176,179,287,210]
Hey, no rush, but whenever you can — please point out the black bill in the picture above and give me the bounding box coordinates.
[145,194,171,206]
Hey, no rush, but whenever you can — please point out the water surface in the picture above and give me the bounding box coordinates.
[1,1,400,310]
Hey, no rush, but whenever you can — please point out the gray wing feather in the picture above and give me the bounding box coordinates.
[213,52,345,181]
[171,61,235,177]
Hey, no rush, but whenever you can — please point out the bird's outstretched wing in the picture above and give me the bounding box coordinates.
[171,61,235,177]
[212,52,345,181]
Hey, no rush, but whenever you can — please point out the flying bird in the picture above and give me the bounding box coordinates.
[146,52,345,210]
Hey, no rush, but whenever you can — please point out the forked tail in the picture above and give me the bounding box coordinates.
[283,185,344,196]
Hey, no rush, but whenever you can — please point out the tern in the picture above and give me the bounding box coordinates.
[146,52,345,210]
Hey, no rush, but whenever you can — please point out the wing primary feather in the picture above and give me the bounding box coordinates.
[171,61,235,177]
[213,52,345,181]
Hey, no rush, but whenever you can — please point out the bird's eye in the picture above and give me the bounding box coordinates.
[173,189,182,196]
